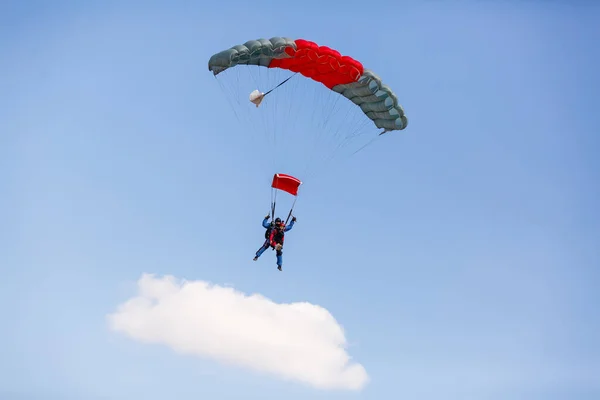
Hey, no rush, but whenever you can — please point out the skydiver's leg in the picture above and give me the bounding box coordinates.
[276,249,283,270]
[254,241,269,260]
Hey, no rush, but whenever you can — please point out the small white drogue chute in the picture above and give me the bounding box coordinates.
[249,89,265,107]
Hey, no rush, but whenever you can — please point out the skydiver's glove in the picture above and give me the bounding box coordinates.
[265,214,270,219]
[275,243,282,251]
[291,216,296,222]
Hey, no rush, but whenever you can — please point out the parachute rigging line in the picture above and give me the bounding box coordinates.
[263,72,298,97]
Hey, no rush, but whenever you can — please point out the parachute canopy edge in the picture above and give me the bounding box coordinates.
[272,173,302,196]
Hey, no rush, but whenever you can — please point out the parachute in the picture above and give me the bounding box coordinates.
[208,37,408,133]
[271,173,302,196]
[208,36,408,214]
[270,173,302,223]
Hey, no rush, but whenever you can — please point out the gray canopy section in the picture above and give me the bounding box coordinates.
[208,37,297,75]
[331,70,408,131]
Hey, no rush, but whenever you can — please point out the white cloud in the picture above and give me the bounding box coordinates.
[106,273,369,391]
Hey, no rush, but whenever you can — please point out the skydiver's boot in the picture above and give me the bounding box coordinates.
[277,265,282,271]
[253,256,258,261]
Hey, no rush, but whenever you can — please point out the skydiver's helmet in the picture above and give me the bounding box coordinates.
[274,218,283,229]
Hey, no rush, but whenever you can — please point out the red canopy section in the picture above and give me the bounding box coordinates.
[268,39,363,89]
[271,173,302,196]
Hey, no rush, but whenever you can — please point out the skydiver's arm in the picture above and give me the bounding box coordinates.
[284,220,294,232]
[262,218,271,228]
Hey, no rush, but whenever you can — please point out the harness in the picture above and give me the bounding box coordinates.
[265,221,285,243]
[271,228,284,245]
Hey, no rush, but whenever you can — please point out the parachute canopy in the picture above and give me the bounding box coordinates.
[208,37,407,132]
[272,173,302,196]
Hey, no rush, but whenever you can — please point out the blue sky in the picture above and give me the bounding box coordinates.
[2,0,599,399]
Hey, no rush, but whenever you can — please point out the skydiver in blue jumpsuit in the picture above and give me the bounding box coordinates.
[253,214,296,271]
